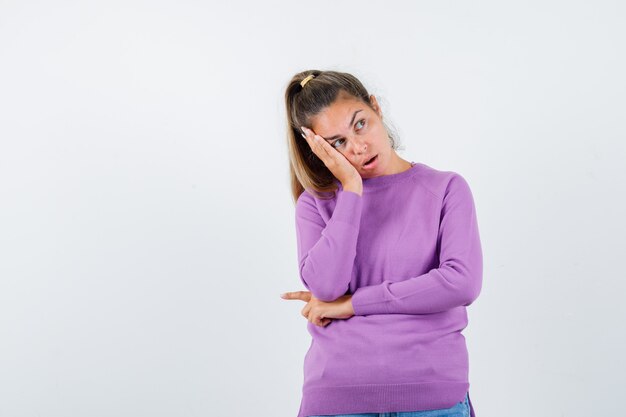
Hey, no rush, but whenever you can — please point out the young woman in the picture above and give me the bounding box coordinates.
[280,70,482,417]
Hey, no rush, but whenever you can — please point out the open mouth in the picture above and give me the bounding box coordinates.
[363,154,378,167]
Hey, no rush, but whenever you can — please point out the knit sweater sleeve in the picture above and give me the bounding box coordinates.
[350,174,483,315]
[295,189,363,302]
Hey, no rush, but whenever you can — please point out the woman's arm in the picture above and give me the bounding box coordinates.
[295,189,363,302]
[350,174,483,315]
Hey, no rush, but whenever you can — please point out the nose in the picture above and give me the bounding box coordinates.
[351,135,367,155]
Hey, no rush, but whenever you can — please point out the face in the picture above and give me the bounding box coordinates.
[309,92,394,179]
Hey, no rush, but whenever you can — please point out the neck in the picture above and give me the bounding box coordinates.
[385,153,413,176]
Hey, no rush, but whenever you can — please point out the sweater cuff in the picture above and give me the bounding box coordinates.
[351,283,389,316]
[330,190,363,227]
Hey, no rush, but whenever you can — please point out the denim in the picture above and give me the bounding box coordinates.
[309,391,470,417]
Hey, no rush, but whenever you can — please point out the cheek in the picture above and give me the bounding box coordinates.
[371,129,389,146]
[339,150,360,167]
[368,122,386,138]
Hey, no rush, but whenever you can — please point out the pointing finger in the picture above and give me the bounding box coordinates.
[280,291,311,301]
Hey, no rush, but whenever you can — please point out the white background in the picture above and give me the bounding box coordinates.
[1,1,625,416]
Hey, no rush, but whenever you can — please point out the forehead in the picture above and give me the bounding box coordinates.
[310,95,365,134]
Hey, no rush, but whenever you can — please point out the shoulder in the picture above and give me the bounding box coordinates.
[295,188,337,218]
[296,189,318,215]
[296,189,314,205]
[412,163,473,200]
[296,188,334,207]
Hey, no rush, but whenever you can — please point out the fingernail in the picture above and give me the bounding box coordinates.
[280,293,287,298]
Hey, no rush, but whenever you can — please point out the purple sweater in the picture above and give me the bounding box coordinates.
[294,162,482,417]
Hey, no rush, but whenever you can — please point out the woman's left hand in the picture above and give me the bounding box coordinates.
[280,291,355,327]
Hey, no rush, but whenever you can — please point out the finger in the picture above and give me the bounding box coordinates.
[302,127,330,156]
[300,126,314,140]
[300,126,310,140]
[301,126,334,152]
[305,138,324,163]
[300,126,315,146]
[315,316,328,327]
[310,131,342,165]
[315,135,334,159]
[281,291,310,301]
[301,127,325,158]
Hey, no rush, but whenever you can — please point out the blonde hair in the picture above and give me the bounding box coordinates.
[284,69,399,203]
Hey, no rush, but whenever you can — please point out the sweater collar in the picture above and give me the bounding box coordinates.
[336,161,421,191]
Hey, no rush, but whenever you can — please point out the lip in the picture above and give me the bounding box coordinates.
[362,154,378,170]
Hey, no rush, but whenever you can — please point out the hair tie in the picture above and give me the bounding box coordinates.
[300,74,315,88]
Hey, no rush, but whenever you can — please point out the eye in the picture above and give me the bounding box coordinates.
[331,119,366,149]
[332,139,345,149]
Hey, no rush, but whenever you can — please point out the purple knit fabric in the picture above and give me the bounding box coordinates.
[294,162,482,417]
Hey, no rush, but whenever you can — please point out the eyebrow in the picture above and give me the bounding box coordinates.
[322,109,363,142]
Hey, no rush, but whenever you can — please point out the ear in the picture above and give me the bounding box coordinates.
[369,94,382,118]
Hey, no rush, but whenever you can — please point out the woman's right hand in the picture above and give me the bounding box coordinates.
[300,126,362,188]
